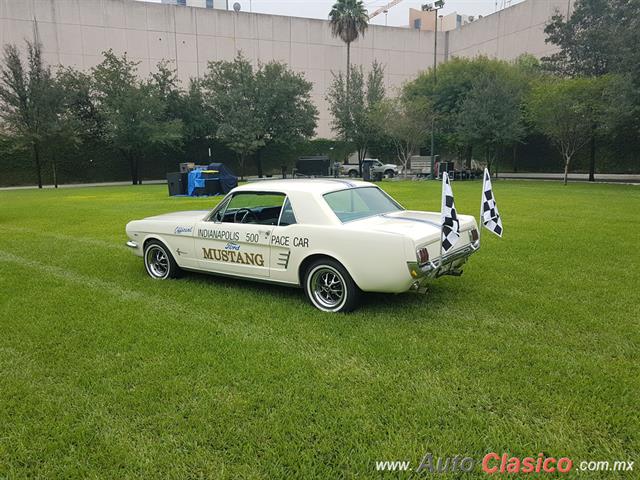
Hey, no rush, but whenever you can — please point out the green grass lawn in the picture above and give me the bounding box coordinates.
[0,180,638,479]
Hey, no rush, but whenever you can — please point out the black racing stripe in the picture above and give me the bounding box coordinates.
[324,179,357,188]
[381,214,441,228]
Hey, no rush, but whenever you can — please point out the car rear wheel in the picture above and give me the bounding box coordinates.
[144,240,180,279]
[304,259,360,313]
[348,170,359,178]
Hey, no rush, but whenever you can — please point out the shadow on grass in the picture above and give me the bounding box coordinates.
[182,269,303,298]
[179,268,458,317]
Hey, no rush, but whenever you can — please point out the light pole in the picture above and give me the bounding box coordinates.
[422,1,444,179]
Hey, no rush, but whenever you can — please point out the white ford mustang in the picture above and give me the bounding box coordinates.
[125,179,480,312]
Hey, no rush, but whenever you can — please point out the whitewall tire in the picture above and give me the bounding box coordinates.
[144,241,180,279]
[304,259,360,313]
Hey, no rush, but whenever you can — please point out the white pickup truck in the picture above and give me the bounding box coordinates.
[341,159,400,178]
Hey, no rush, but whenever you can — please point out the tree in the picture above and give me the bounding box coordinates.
[376,96,434,176]
[542,0,640,181]
[149,60,184,123]
[146,60,191,168]
[328,0,368,92]
[541,0,640,79]
[202,53,317,179]
[456,71,526,173]
[404,56,531,169]
[326,61,385,174]
[0,41,59,188]
[526,77,609,185]
[49,67,104,188]
[56,67,103,141]
[179,79,217,161]
[542,0,616,77]
[202,54,263,179]
[254,62,318,177]
[91,50,183,184]
[46,74,75,188]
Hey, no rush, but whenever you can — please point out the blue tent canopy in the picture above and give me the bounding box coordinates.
[187,169,205,196]
[186,163,238,196]
[207,163,238,194]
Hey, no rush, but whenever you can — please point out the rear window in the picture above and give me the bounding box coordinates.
[323,187,402,222]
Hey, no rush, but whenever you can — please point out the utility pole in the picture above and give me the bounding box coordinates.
[422,1,445,179]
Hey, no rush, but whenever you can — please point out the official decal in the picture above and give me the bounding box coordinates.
[198,229,240,241]
[174,226,193,234]
[202,248,264,266]
[224,242,240,251]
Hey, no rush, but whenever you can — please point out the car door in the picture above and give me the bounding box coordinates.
[194,192,285,278]
[268,196,301,283]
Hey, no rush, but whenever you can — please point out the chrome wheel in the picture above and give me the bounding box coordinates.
[309,266,346,310]
[145,245,170,279]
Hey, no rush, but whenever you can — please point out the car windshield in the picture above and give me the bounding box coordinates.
[212,192,287,225]
[324,187,403,222]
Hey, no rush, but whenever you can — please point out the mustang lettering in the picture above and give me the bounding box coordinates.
[202,248,264,266]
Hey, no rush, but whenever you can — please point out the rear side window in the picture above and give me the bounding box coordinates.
[324,187,402,222]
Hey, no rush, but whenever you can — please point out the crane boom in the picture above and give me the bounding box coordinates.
[368,0,404,21]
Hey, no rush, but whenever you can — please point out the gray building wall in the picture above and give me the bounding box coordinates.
[447,0,572,60]
[0,0,568,138]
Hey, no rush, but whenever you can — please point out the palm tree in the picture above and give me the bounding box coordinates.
[328,0,369,87]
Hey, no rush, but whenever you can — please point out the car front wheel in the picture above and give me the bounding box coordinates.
[348,170,358,178]
[144,240,180,279]
[304,259,360,312]
[385,169,395,178]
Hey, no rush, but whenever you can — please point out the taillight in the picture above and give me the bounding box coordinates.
[416,247,430,265]
[471,229,479,242]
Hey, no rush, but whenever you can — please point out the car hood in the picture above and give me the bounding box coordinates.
[349,210,476,242]
[142,210,210,222]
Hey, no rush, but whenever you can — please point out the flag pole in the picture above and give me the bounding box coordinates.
[439,173,444,269]
[440,222,444,269]
[478,168,486,244]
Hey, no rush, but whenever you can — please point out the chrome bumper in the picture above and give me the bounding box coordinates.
[126,240,139,249]
[408,240,480,280]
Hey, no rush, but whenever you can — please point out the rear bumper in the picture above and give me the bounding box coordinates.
[407,240,480,282]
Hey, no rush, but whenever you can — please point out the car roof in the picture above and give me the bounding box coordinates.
[232,179,374,195]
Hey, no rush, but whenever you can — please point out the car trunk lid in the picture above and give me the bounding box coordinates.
[351,210,477,242]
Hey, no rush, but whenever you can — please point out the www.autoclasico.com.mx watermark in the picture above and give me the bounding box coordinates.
[375,453,634,474]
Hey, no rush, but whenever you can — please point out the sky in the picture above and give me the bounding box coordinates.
[142,0,526,27]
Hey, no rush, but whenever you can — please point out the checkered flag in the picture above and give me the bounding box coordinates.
[441,172,460,253]
[481,168,503,237]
